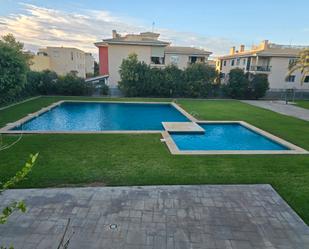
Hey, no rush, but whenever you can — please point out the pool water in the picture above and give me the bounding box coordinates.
[170,123,289,151]
[13,102,189,131]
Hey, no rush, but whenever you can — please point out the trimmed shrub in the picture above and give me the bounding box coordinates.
[223,69,269,99]
[223,68,250,99]
[249,73,269,99]
[56,73,94,96]
[118,53,219,98]
[26,70,94,96]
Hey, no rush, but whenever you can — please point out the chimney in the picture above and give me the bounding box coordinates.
[112,30,117,38]
[229,46,236,55]
[240,45,245,52]
[261,40,269,49]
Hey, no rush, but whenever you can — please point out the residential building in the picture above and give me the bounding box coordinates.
[165,46,212,70]
[85,52,95,77]
[30,47,95,78]
[95,30,212,87]
[217,40,309,92]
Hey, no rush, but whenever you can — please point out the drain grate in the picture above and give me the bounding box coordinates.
[109,224,118,230]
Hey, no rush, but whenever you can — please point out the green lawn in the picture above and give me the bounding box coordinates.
[1,96,309,224]
[295,100,309,110]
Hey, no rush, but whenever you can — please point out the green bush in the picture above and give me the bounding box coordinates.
[223,69,269,99]
[249,73,269,99]
[56,73,94,96]
[26,71,94,96]
[223,68,250,99]
[100,82,109,95]
[26,70,58,95]
[184,63,217,97]
[118,53,219,97]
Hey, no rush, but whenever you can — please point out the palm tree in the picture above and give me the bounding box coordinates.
[287,48,309,84]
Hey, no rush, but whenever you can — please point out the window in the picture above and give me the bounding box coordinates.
[231,59,235,66]
[151,56,165,65]
[286,75,295,82]
[289,58,297,66]
[236,58,240,66]
[304,76,309,83]
[170,56,179,65]
[189,56,198,64]
[223,60,226,66]
[71,52,74,61]
[243,58,246,65]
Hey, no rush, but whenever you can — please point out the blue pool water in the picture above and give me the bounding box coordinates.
[13,102,189,131]
[170,124,289,151]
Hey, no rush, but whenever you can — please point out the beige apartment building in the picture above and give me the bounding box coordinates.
[95,30,212,87]
[30,47,95,78]
[217,40,309,92]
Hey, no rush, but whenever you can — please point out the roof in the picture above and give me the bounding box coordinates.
[219,46,307,60]
[95,40,169,47]
[42,47,86,53]
[95,34,170,47]
[165,46,212,55]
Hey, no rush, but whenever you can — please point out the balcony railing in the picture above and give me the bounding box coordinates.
[250,65,272,72]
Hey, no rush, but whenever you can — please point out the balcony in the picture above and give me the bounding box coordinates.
[250,65,272,72]
[150,64,166,69]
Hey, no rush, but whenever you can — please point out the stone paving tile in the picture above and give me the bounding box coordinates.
[0,185,309,249]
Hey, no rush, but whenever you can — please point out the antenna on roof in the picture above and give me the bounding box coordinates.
[152,21,155,32]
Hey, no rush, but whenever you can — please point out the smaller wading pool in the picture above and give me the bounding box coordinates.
[170,123,288,151]
[163,121,308,154]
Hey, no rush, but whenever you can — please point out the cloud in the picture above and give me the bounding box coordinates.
[0,3,235,59]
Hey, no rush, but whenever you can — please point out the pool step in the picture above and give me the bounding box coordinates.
[162,122,205,133]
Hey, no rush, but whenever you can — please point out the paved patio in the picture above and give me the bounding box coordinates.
[242,100,309,121]
[0,185,309,249]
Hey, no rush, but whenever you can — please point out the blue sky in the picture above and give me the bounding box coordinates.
[0,0,308,57]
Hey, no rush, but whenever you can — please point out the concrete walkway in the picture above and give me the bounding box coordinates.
[242,100,309,121]
[0,185,309,249]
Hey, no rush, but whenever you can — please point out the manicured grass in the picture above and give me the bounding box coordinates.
[0,96,309,224]
[294,100,309,110]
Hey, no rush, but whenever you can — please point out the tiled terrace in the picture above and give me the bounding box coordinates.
[0,185,309,249]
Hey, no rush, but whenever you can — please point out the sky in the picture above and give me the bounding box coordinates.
[0,0,308,59]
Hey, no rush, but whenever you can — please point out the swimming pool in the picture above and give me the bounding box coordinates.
[1,101,306,155]
[11,102,189,131]
[170,123,289,151]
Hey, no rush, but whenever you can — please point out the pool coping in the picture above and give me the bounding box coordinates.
[0,100,196,134]
[0,100,307,155]
[162,121,309,155]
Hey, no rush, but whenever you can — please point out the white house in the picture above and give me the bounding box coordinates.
[95,30,212,88]
[217,40,309,92]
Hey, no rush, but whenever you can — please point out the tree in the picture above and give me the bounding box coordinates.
[94,61,100,76]
[224,68,250,99]
[184,63,218,97]
[164,65,184,97]
[118,53,150,96]
[287,49,309,84]
[0,34,31,104]
[249,74,269,99]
